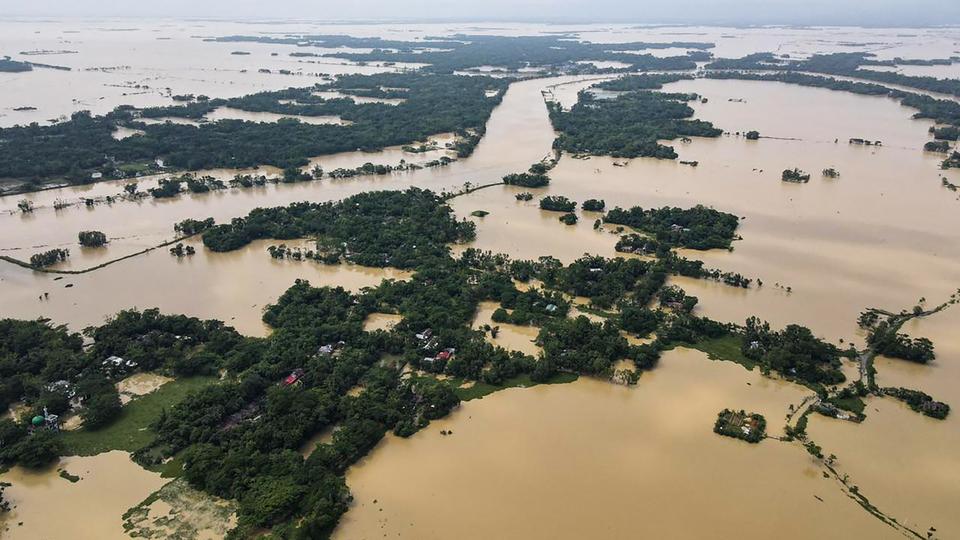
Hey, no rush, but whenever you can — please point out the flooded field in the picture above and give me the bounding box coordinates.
[335,348,899,540]
[363,312,404,333]
[1,21,959,540]
[0,452,166,540]
[0,237,411,336]
[470,300,541,356]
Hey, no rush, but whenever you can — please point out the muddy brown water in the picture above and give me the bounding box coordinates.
[334,348,900,540]
[0,452,167,540]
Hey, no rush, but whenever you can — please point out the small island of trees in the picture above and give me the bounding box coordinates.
[548,86,721,160]
[925,140,951,153]
[882,387,950,419]
[503,172,550,188]
[782,168,811,183]
[581,199,606,212]
[539,196,577,212]
[604,204,740,251]
[558,213,578,225]
[78,230,108,247]
[29,248,70,268]
[714,409,766,443]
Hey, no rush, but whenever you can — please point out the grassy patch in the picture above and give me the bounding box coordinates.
[670,335,757,371]
[116,161,156,175]
[155,451,188,478]
[450,372,579,401]
[827,395,866,415]
[61,376,216,456]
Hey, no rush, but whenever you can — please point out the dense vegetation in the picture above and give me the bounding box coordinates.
[29,248,70,268]
[867,322,936,363]
[201,189,475,269]
[549,88,721,159]
[604,204,740,250]
[78,230,108,247]
[782,168,811,183]
[581,199,606,212]
[491,288,570,325]
[742,317,845,385]
[503,172,550,188]
[0,73,507,186]
[0,312,242,469]
[539,195,577,212]
[593,74,691,91]
[882,387,950,419]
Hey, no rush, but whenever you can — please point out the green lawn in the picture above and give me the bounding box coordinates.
[449,372,579,401]
[672,335,757,371]
[61,376,217,456]
[828,395,866,415]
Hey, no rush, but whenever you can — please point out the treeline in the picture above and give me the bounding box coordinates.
[868,322,935,363]
[492,288,570,325]
[78,230,108,247]
[743,317,846,385]
[0,73,507,186]
[29,248,70,268]
[549,88,721,159]
[604,204,740,250]
[706,51,960,98]
[882,387,949,419]
[201,188,476,268]
[593,73,691,91]
[219,33,713,73]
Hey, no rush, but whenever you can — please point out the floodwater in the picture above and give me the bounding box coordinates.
[470,300,541,356]
[0,237,411,336]
[362,312,404,333]
[335,348,898,540]
[203,106,349,125]
[2,22,960,539]
[116,372,174,404]
[0,451,167,540]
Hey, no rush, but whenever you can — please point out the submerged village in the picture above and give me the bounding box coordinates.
[1,20,960,540]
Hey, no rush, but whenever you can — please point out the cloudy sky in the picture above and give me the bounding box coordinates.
[4,0,959,26]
